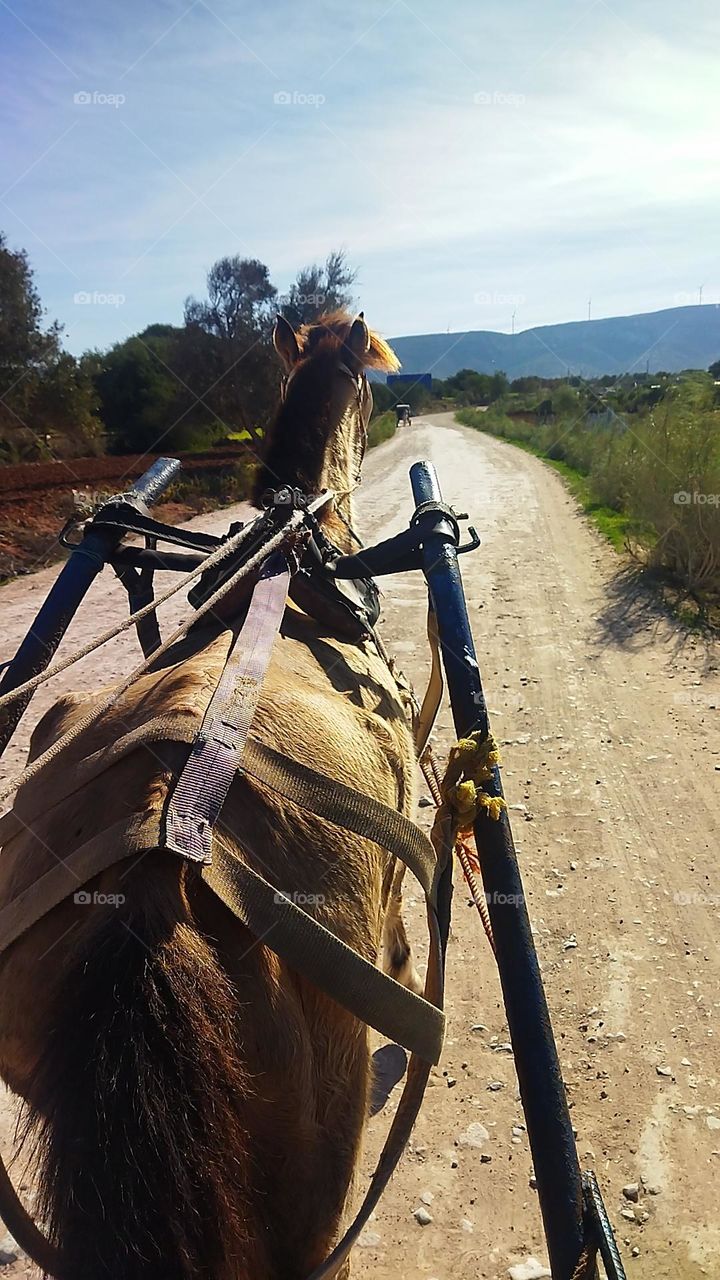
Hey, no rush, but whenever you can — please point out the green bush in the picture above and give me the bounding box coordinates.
[457,376,720,606]
[367,410,396,449]
[369,381,397,417]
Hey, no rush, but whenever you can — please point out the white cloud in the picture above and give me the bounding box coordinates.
[2,0,718,348]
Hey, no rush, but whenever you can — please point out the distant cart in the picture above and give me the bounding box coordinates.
[395,402,412,426]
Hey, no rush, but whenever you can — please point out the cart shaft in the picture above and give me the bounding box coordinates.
[0,458,181,755]
[410,460,589,1280]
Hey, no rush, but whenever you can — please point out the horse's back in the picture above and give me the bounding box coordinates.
[0,608,416,1277]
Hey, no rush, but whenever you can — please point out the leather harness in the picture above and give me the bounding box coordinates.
[0,544,452,1278]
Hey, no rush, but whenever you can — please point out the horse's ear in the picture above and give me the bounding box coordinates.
[273,314,301,370]
[344,313,371,369]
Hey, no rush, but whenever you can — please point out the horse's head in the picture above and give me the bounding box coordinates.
[253,311,399,545]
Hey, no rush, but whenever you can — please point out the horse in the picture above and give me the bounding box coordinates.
[0,312,424,1280]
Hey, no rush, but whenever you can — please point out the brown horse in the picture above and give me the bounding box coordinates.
[0,313,423,1280]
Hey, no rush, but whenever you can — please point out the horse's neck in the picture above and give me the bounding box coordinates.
[256,396,361,552]
[319,421,359,552]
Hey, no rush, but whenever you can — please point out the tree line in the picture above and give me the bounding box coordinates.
[3,230,720,466]
[0,234,357,463]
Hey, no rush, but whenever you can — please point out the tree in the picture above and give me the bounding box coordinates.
[437,368,501,406]
[489,370,509,401]
[0,233,61,387]
[0,232,100,461]
[551,383,580,416]
[184,257,278,438]
[185,257,276,340]
[510,376,542,394]
[280,249,357,327]
[31,353,103,456]
[93,331,184,454]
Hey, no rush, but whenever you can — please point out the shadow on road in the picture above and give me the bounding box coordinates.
[594,564,717,671]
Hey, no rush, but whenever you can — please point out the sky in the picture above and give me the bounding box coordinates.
[1,0,719,356]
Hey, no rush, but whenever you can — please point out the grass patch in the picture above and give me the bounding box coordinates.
[456,398,720,622]
[225,429,256,442]
[367,410,397,449]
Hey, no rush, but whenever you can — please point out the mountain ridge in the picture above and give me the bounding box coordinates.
[388,304,720,379]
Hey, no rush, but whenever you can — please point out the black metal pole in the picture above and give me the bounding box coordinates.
[0,457,181,756]
[410,460,589,1280]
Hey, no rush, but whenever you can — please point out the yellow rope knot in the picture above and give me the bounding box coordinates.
[443,731,506,830]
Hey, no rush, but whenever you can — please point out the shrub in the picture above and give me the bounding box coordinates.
[457,376,720,605]
[367,411,396,449]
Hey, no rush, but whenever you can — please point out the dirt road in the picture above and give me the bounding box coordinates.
[1,412,718,1278]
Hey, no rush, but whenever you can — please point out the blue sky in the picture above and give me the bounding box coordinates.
[1,0,718,355]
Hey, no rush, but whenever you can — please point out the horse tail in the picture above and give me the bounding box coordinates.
[23,854,264,1280]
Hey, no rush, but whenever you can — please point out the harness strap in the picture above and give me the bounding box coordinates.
[0,816,146,956]
[165,553,290,863]
[205,839,444,1063]
[240,738,439,900]
[0,556,450,1278]
[414,602,444,754]
[0,712,205,846]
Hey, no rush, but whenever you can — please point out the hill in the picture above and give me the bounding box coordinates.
[389,305,720,379]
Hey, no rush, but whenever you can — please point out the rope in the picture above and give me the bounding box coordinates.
[0,516,266,715]
[0,520,310,810]
[420,745,495,953]
[455,838,496,956]
[441,731,506,827]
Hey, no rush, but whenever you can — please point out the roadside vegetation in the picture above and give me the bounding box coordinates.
[455,369,720,620]
[0,234,410,576]
[0,237,368,464]
[367,410,397,448]
[3,229,719,615]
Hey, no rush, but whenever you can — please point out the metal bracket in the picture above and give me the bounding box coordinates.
[329,506,481,581]
[458,527,481,554]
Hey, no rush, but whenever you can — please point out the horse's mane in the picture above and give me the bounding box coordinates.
[252,313,399,501]
[295,311,401,373]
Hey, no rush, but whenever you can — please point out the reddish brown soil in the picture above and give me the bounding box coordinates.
[0,448,253,578]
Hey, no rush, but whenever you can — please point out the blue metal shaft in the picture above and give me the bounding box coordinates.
[410,460,588,1280]
[0,458,181,755]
